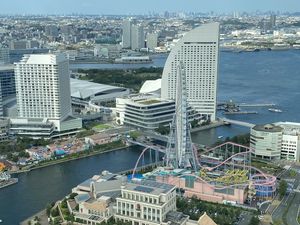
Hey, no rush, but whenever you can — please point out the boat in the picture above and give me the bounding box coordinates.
[268,108,282,113]
[218,136,224,139]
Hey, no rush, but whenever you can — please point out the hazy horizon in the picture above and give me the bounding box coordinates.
[0,0,300,15]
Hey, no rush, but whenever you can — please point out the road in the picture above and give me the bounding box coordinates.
[272,165,300,225]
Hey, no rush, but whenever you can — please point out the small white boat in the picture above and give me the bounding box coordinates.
[218,136,224,139]
[268,108,282,113]
[0,219,2,223]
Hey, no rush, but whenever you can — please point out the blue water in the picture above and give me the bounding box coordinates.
[1,50,300,224]
[195,50,300,145]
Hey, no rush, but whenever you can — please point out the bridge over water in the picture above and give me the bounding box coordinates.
[219,117,255,128]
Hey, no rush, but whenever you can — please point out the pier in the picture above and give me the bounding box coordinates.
[238,103,276,107]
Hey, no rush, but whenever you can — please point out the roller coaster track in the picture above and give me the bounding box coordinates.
[132,142,276,192]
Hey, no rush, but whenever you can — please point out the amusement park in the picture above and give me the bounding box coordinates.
[129,63,277,207]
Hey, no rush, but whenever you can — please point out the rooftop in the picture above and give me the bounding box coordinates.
[16,54,67,65]
[164,211,189,225]
[198,212,217,225]
[0,65,14,71]
[125,179,175,195]
[252,124,283,133]
[138,99,162,105]
[71,78,128,100]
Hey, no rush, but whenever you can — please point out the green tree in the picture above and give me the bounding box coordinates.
[51,207,59,217]
[69,193,78,199]
[248,216,259,225]
[19,151,30,158]
[278,180,288,199]
[46,203,53,216]
[191,119,199,128]
[272,219,283,225]
[155,124,170,135]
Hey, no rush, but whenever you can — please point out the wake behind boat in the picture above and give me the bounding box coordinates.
[268,108,282,113]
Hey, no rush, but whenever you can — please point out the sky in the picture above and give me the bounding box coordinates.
[0,0,300,15]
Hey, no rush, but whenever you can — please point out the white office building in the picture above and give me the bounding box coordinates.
[122,19,132,49]
[116,94,175,130]
[13,54,82,138]
[276,122,300,161]
[250,124,283,160]
[69,171,193,225]
[131,25,144,50]
[250,122,300,161]
[161,23,220,121]
[115,180,189,225]
[116,94,201,130]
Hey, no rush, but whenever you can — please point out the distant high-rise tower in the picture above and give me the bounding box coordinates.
[161,23,220,121]
[131,25,144,50]
[122,19,131,49]
[45,25,59,37]
[146,33,158,50]
[270,15,276,28]
[166,63,198,171]
[14,54,72,131]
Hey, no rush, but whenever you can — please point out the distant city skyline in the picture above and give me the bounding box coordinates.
[0,0,300,15]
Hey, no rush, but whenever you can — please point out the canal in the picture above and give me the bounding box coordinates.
[0,146,152,225]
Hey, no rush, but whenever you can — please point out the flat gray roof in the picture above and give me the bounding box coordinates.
[252,124,283,133]
[126,179,175,195]
[70,78,128,100]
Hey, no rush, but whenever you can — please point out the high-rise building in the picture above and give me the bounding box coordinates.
[0,65,15,98]
[45,25,59,37]
[0,48,10,65]
[146,33,158,50]
[161,23,220,121]
[14,54,81,133]
[270,15,276,28]
[131,25,144,50]
[122,19,131,49]
[0,65,15,117]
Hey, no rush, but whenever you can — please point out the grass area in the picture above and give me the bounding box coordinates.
[93,123,112,130]
[139,99,161,105]
[129,131,141,139]
[78,67,163,91]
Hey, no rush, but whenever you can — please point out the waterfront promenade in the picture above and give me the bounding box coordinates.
[10,144,126,175]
